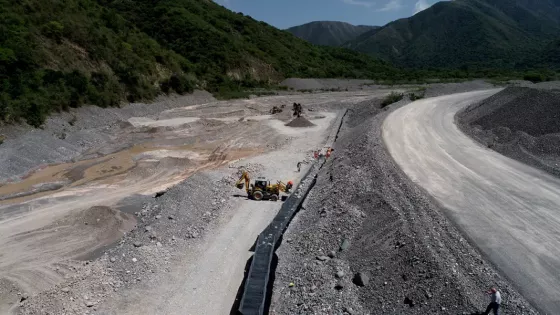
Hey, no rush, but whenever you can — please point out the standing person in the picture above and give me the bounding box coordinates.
[484,288,501,315]
[297,162,302,172]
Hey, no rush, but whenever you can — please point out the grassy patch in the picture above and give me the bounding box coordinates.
[408,87,426,101]
[381,92,404,108]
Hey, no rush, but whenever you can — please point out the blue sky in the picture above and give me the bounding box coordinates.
[215,0,444,29]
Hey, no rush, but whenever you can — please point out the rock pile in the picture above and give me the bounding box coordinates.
[458,87,560,177]
[271,98,536,315]
[18,170,236,314]
[285,116,316,128]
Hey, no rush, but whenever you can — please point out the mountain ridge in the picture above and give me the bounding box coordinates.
[344,0,560,68]
[0,0,397,126]
[287,21,378,47]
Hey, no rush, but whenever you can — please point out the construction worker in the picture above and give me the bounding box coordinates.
[286,181,294,193]
[483,287,501,315]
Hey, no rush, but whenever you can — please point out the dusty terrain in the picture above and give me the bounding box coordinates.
[271,86,538,315]
[457,86,560,177]
[385,90,560,314]
[3,79,549,315]
[0,85,395,314]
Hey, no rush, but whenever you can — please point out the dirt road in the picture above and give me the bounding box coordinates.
[0,88,393,313]
[383,90,560,314]
[97,112,338,315]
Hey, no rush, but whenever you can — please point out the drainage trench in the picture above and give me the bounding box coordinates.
[233,110,348,315]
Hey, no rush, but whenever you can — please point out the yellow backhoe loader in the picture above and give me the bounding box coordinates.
[235,171,293,201]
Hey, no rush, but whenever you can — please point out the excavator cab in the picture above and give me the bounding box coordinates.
[254,177,269,191]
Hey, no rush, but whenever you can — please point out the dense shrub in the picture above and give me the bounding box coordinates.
[408,88,426,101]
[381,92,404,108]
[0,0,193,125]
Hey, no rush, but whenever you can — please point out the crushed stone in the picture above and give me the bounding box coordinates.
[285,116,316,128]
[271,96,537,314]
[457,86,560,177]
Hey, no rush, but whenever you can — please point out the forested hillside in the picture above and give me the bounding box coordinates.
[345,0,560,69]
[0,0,195,126]
[0,0,396,126]
[102,0,397,90]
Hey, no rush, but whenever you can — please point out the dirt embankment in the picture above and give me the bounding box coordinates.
[457,86,560,177]
[0,91,216,184]
[271,98,536,314]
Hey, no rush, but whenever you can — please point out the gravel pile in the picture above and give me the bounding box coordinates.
[0,91,215,183]
[17,168,239,314]
[271,97,536,314]
[458,87,560,176]
[286,116,316,128]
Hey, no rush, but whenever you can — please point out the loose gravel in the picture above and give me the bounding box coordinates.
[0,91,215,183]
[16,164,254,314]
[457,86,560,177]
[286,116,316,127]
[271,96,537,314]
[4,80,529,314]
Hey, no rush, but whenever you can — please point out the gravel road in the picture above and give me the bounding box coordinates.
[383,90,560,314]
[90,112,339,315]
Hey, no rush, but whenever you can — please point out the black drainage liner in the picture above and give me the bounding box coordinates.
[237,110,347,315]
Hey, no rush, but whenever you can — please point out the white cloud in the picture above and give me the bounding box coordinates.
[376,0,403,12]
[414,0,431,14]
[342,0,376,7]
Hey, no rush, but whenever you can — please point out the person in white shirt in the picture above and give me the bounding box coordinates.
[484,287,501,315]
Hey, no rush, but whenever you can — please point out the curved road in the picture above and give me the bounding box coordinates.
[383,90,560,314]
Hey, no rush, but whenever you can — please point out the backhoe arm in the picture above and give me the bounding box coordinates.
[235,171,250,193]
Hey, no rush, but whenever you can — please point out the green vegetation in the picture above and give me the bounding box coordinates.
[0,0,194,126]
[381,92,404,108]
[345,0,560,70]
[0,0,403,126]
[103,0,399,91]
[522,71,557,83]
[408,87,426,101]
[2,0,559,127]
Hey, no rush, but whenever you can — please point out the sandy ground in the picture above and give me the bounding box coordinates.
[0,89,392,313]
[97,112,339,315]
[384,90,560,314]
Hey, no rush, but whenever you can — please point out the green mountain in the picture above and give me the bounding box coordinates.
[0,0,194,126]
[539,39,560,68]
[0,0,397,126]
[345,0,560,69]
[286,21,378,47]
